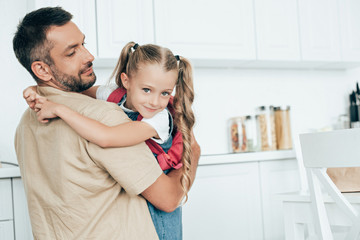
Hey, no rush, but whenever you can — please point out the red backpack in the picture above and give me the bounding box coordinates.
[107,88,183,171]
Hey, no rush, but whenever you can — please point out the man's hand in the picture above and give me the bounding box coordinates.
[141,132,201,212]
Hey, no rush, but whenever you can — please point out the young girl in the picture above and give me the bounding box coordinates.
[24,42,195,240]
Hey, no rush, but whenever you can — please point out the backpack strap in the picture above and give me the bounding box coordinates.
[107,87,127,103]
[145,137,183,171]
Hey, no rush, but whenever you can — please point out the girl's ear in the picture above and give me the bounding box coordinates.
[120,72,130,89]
[31,61,53,82]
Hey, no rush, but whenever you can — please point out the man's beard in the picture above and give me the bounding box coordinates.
[50,62,96,92]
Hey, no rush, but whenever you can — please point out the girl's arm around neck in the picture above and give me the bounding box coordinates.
[55,106,157,147]
[36,100,157,147]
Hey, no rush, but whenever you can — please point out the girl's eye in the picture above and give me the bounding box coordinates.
[161,92,170,96]
[143,88,150,93]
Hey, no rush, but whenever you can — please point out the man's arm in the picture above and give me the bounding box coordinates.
[141,132,201,212]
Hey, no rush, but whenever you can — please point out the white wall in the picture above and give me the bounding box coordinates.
[1,0,33,164]
[94,67,359,156]
[2,0,360,164]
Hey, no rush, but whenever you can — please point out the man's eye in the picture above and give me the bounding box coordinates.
[143,88,150,93]
[67,51,75,57]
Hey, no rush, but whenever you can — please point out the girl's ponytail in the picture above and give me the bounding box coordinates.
[110,41,137,89]
[173,56,195,203]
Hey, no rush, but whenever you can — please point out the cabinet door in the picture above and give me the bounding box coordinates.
[255,0,300,60]
[96,0,154,58]
[339,0,360,62]
[154,0,256,61]
[259,159,301,240]
[33,0,97,57]
[13,178,33,240]
[298,0,341,61]
[0,221,14,240]
[0,179,13,221]
[183,162,263,240]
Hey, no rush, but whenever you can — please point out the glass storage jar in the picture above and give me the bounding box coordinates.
[256,106,277,151]
[274,106,292,150]
[228,117,247,153]
[244,115,261,152]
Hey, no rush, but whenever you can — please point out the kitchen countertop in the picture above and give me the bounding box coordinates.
[0,150,296,178]
[199,149,296,165]
[0,163,21,179]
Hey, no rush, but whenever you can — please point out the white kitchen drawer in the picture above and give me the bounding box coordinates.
[0,221,14,240]
[0,179,13,221]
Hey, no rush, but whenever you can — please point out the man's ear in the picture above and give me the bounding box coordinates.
[120,73,130,89]
[31,61,53,81]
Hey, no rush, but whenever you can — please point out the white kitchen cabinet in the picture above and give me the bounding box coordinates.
[339,0,360,62]
[0,179,13,221]
[183,151,300,240]
[183,161,264,240]
[29,0,360,69]
[13,178,33,240]
[0,179,14,240]
[96,0,154,59]
[254,0,300,61]
[0,166,33,240]
[259,159,301,240]
[0,221,14,240]
[31,0,97,57]
[298,0,341,61]
[154,0,256,63]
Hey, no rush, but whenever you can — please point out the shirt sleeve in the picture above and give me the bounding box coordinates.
[96,83,118,101]
[86,104,162,196]
[141,109,170,144]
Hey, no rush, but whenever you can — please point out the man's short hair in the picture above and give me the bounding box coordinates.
[13,7,73,82]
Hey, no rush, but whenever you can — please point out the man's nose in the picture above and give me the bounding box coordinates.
[82,46,95,63]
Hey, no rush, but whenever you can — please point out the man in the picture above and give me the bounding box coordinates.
[13,7,200,239]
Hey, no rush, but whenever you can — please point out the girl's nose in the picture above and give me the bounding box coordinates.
[149,96,159,106]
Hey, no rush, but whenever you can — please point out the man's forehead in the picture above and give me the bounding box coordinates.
[46,21,84,47]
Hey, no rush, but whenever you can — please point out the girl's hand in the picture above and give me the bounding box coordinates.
[23,86,42,110]
[34,98,62,123]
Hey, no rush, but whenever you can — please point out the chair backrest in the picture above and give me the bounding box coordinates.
[300,128,360,168]
[299,129,360,240]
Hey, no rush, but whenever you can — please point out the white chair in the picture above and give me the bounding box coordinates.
[300,128,360,240]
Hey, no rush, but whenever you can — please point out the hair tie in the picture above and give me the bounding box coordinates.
[175,55,180,61]
[131,43,139,52]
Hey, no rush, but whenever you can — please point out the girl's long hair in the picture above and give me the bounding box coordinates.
[111,42,195,203]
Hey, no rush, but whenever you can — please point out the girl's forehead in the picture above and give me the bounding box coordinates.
[137,63,166,73]
[136,64,177,77]
[133,63,177,87]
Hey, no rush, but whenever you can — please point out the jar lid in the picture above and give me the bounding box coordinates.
[256,106,266,111]
[256,105,276,111]
[274,105,291,111]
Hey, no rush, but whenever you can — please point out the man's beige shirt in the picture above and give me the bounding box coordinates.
[15,86,162,240]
